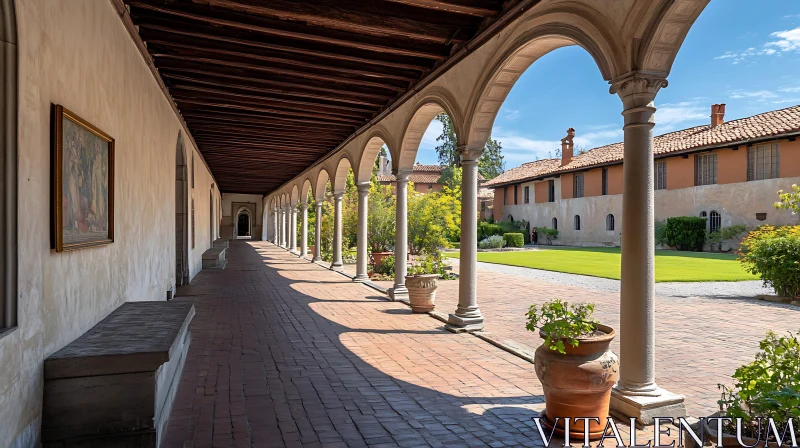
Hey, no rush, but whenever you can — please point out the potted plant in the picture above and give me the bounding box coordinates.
[708,330,800,447]
[405,252,450,313]
[526,300,619,440]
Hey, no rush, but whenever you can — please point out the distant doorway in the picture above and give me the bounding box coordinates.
[237,211,251,238]
[175,132,189,286]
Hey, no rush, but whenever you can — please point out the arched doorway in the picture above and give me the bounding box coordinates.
[175,132,189,286]
[237,210,251,238]
[1,0,18,329]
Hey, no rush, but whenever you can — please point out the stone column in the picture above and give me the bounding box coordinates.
[330,192,344,271]
[283,206,290,249]
[289,205,298,254]
[446,148,484,332]
[273,207,279,244]
[313,202,323,262]
[609,72,685,424]
[355,183,370,282]
[389,170,410,300]
[279,208,286,247]
[300,203,308,257]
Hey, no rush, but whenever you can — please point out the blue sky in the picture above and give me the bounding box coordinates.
[414,0,800,168]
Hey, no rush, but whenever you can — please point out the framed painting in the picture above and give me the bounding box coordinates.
[52,105,115,252]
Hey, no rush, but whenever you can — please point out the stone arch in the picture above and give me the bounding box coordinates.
[300,178,313,204]
[235,205,253,238]
[397,91,463,172]
[314,169,330,202]
[356,128,394,183]
[290,184,299,207]
[332,155,352,194]
[634,0,709,76]
[465,10,624,149]
[0,0,17,328]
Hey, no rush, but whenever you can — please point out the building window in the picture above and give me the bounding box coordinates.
[606,214,615,231]
[655,161,667,190]
[573,173,584,198]
[503,187,508,205]
[548,180,555,202]
[601,168,608,195]
[748,143,780,181]
[514,185,518,204]
[427,184,432,191]
[552,217,558,230]
[523,186,530,204]
[710,211,721,233]
[191,199,196,249]
[694,153,717,186]
[574,215,581,231]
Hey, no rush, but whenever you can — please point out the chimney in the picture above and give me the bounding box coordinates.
[561,128,575,166]
[710,104,726,128]
[378,153,390,176]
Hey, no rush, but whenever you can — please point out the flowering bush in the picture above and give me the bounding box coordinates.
[478,235,504,249]
[738,225,800,300]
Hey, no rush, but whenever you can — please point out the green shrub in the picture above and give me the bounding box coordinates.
[478,235,504,249]
[407,251,452,279]
[498,220,530,244]
[718,330,800,441]
[540,227,558,245]
[503,233,524,248]
[664,216,707,251]
[525,299,598,354]
[478,222,503,241]
[739,225,800,300]
[654,220,667,246]
[373,255,395,276]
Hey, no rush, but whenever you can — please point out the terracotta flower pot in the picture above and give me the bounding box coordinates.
[534,324,619,440]
[372,251,393,266]
[704,411,794,448]
[309,245,315,255]
[405,274,438,313]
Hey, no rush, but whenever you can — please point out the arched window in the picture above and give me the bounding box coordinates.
[574,215,581,231]
[710,211,721,233]
[699,211,707,219]
[552,217,558,230]
[606,214,615,231]
[507,215,514,222]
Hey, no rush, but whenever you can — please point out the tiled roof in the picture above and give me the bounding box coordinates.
[485,105,800,187]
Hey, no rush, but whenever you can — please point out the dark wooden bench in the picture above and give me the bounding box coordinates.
[42,300,195,448]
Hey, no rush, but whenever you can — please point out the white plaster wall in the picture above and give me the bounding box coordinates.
[504,177,800,247]
[221,193,264,240]
[0,1,218,445]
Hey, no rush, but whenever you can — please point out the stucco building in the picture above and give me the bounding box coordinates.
[486,105,800,247]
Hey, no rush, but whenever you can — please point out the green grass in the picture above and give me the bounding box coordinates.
[443,246,758,282]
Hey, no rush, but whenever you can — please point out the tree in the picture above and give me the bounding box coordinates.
[434,113,505,179]
[775,184,800,215]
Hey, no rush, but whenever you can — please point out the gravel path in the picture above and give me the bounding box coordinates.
[448,258,774,299]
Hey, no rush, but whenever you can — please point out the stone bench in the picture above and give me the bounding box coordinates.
[42,300,195,448]
[213,238,229,249]
[202,246,226,269]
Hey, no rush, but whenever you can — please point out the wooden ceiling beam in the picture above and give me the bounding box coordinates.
[154,54,407,91]
[128,2,448,60]
[181,109,361,129]
[192,127,344,141]
[190,0,462,44]
[185,120,352,137]
[175,99,366,125]
[137,23,431,72]
[195,137,337,149]
[148,40,419,82]
[384,0,498,17]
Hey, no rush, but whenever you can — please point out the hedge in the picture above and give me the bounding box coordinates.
[503,233,525,248]
[664,216,706,251]
[478,222,503,241]
[739,225,800,300]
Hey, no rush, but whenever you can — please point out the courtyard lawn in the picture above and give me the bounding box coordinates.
[444,246,759,282]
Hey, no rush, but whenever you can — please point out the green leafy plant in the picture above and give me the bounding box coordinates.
[717,330,800,440]
[368,184,396,252]
[407,251,452,279]
[478,235,504,249]
[774,184,800,215]
[664,216,707,251]
[525,299,598,354]
[503,233,524,248]
[720,224,747,242]
[540,227,558,245]
[373,254,395,276]
[478,222,504,241]
[654,220,667,247]
[738,225,800,300]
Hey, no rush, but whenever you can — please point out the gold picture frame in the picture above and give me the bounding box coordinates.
[52,105,115,252]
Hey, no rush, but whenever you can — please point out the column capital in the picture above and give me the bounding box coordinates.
[392,168,412,182]
[457,145,484,163]
[315,202,323,210]
[609,71,668,110]
[300,202,308,211]
[332,191,344,200]
[356,182,371,194]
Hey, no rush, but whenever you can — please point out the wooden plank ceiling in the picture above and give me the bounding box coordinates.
[123,0,510,194]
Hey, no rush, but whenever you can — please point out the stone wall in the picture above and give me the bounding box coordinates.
[0,1,219,446]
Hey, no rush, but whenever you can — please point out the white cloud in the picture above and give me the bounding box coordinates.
[418,119,443,152]
[728,89,779,100]
[716,26,800,63]
[503,109,521,121]
[654,101,708,126]
[779,86,800,93]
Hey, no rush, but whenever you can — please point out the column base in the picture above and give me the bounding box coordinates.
[353,274,369,283]
[312,256,321,262]
[388,286,408,301]
[610,386,686,425]
[445,314,484,333]
[290,250,299,255]
[330,262,344,272]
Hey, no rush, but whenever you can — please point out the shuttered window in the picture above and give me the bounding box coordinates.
[695,153,717,186]
[747,143,780,181]
[573,173,584,198]
[655,161,667,190]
